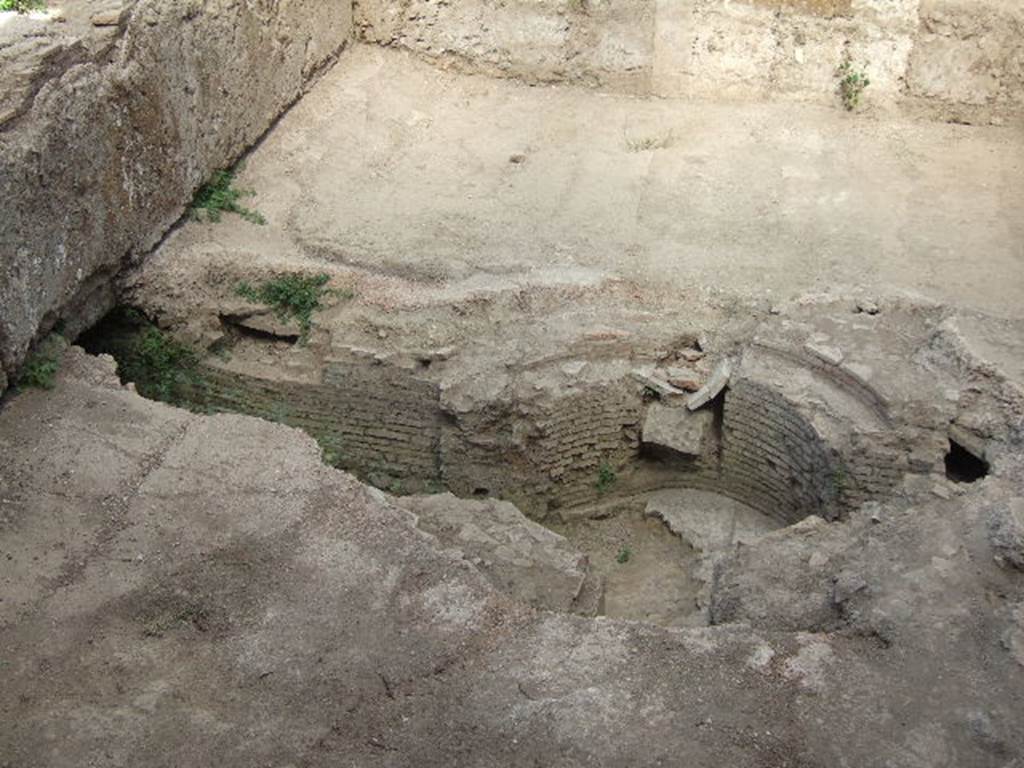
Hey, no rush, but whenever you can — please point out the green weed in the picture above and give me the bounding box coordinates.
[0,0,46,13]
[191,169,266,225]
[616,545,632,564]
[119,327,200,404]
[836,54,870,112]
[236,273,339,337]
[318,434,345,467]
[625,130,674,153]
[833,466,847,496]
[596,462,617,494]
[266,400,293,425]
[16,334,65,390]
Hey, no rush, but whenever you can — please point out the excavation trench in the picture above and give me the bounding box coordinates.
[78,304,968,626]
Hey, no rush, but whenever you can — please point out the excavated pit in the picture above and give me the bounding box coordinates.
[5,8,1024,763]
[62,44,1024,635]
[78,293,974,628]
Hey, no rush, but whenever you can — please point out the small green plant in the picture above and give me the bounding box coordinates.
[836,53,870,112]
[616,545,632,564]
[236,273,338,337]
[120,327,200,404]
[0,0,46,13]
[625,130,674,153]
[190,169,266,225]
[142,603,210,638]
[833,466,847,496]
[16,334,66,390]
[596,462,617,494]
[266,400,294,425]
[318,435,345,467]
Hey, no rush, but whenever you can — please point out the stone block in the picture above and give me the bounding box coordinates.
[687,358,732,411]
[0,0,352,391]
[642,401,714,456]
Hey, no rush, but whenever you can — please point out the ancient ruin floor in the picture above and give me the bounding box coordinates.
[3,44,1024,768]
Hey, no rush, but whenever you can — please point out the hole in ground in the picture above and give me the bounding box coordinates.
[75,306,869,627]
[548,489,781,627]
[944,439,988,483]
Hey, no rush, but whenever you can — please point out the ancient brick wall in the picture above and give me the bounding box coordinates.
[719,380,839,524]
[191,355,930,522]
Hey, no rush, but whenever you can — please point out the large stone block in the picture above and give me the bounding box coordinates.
[0,0,352,391]
[642,401,714,456]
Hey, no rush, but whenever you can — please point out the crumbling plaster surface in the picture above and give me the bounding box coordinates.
[356,0,1024,117]
[0,0,352,391]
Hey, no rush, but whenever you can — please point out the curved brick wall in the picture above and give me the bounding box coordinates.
[191,359,847,522]
[91,330,904,523]
[718,380,841,524]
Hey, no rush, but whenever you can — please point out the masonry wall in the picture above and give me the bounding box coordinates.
[177,348,932,521]
[0,0,353,394]
[719,380,839,524]
[190,358,850,521]
[197,363,656,516]
[442,383,649,515]
[355,0,1024,118]
[198,362,443,490]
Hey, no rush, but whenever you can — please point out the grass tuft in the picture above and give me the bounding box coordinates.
[625,130,674,153]
[236,273,343,337]
[191,169,266,225]
[120,327,200,404]
[836,53,870,112]
[596,462,617,494]
[16,334,65,390]
[0,0,46,13]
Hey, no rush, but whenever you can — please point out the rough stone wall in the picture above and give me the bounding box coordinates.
[0,0,352,393]
[354,0,1024,116]
[908,0,1024,110]
[354,0,654,91]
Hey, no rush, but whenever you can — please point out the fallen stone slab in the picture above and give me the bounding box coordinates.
[631,367,686,398]
[686,358,733,411]
[642,401,713,456]
[645,488,780,553]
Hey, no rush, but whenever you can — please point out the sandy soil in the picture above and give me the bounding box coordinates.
[550,504,705,627]
[149,44,1024,319]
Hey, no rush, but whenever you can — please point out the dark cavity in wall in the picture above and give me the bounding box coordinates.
[944,439,988,483]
